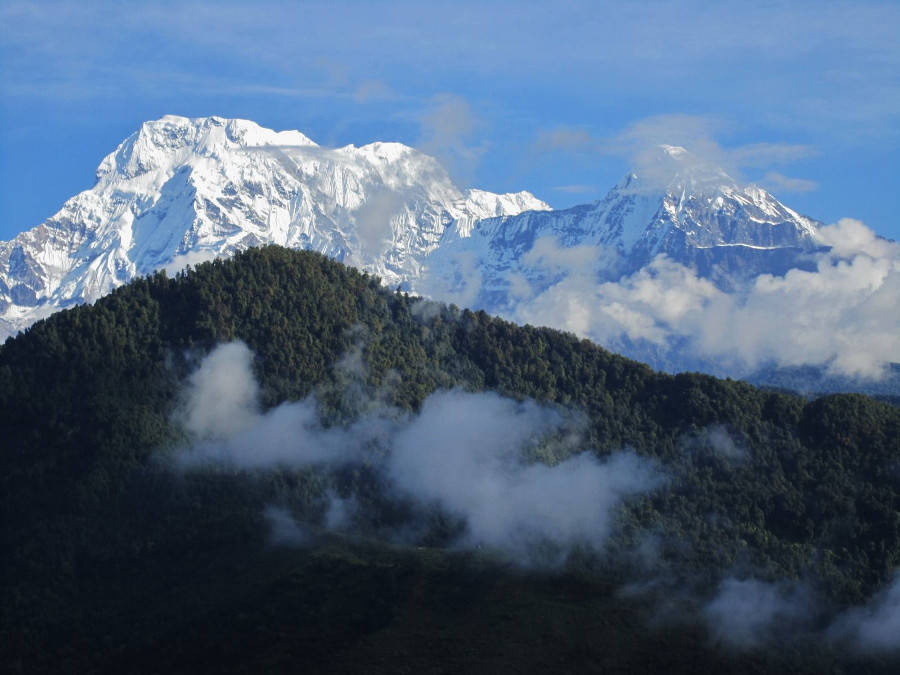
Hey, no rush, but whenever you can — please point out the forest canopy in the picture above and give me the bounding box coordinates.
[2,246,898,673]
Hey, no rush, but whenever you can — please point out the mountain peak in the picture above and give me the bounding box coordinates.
[97,116,320,181]
[140,115,318,148]
[649,144,737,194]
[659,144,689,158]
[1,115,548,339]
[608,146,743,206]
[598,145,819,254]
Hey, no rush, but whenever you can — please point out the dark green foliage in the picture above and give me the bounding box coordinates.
[1,246,899,673]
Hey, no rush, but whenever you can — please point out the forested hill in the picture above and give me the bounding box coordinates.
[2,245,899,674]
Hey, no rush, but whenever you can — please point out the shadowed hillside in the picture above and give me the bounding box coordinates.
[2,246,898,673]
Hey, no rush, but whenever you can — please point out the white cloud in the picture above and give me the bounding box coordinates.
[516,253,718,347]
[760,171,818,194]
[505,220,900,379]
[522,236,599,273]
[732,143,818,168]
[162,249,220,276]
[532,115,819,195]
[174,343,660,564]
[418,93,486,185]
[352,187,405,260]
[817,217,900,259]
[178,342,260,441]
[829,572,900,653]
[386,390,659,561]
[419,249,484,310]
[264,505,311,547]
[704,578,812,649]
[683,425,746,463]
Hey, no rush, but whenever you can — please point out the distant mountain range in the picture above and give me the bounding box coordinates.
[422,143,823,305]
[3,115,895,392]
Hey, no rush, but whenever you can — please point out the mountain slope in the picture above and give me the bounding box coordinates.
[1,246,899,672]
[420,145,824,311]
[0,115,548,338]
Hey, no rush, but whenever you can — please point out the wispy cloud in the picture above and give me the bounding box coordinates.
[1,0,899,239]
[731,143,818,168]
[829,572,900,653]
[534,127,598,154]
[417,93,487,186]
[761,171,819,194]
[532,115,818,193]
[5,1,898,137]
[503,219,900,379]
[353,80,397,104]
[704,578,813,649]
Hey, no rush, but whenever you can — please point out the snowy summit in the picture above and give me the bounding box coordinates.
[0,115,549,338]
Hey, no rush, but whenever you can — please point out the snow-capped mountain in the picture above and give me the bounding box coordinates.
[420,144,824,311]
[413,146,900,390]
[0,115,549,338]
[4,119,896,390]
[0,119,829,352]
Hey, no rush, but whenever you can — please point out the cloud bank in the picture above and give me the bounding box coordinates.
[503,219,900,379]
[174,342,660,564]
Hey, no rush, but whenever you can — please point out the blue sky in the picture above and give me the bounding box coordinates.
[1,0,899,242]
